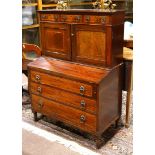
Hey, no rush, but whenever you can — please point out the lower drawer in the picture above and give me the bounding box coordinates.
[31,94,97,133]
[30,82,96,114]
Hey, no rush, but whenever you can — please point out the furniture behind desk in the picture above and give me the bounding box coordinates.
[124,39,133,49]
[123,47,133,127]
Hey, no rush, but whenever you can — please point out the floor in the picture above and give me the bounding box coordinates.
[22,90,133,155]
[22,127,81,155]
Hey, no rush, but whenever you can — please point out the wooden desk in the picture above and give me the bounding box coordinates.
[123,47,133,127]
[28,9,125,148]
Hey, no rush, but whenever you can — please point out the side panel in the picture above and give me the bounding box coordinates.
[98,64,123,133]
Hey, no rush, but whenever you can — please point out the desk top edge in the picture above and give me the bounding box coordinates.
[38,9,125,15]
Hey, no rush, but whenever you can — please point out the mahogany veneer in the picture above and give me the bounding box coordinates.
[28,9,125,148]
[28,56,123,148]
[38,9,125,67]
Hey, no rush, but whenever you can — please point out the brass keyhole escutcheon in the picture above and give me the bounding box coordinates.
[38,99,43,109]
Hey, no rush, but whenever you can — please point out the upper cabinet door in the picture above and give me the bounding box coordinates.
[71,25,107,66]
[40,23,71,60]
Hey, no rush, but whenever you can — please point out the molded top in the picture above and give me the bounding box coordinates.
[38,9,125,15]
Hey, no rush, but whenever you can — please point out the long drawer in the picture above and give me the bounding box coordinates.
[30,70,94,98]
[31,94,97,133]
[30,81,96,114]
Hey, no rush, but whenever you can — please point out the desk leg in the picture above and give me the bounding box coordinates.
[125,64,133,128]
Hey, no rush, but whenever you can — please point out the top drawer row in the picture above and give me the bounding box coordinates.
[40,14,106,24]
[30,70,96,98]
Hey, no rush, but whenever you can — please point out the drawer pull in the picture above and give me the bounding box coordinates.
[80,100,86,108]
[35,75,40,81]
[42,15,47,19]
[54,15,58,21]
[38,100,43,109]
[80,86,85,95]
[75,16,81,22]
[85,16,90,22]
[37,87,42,93]
[80,115,86,123]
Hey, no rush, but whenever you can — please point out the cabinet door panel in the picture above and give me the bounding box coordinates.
[41,23,71,60]
[72,25,106,66]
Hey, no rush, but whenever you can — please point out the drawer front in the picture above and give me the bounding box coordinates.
[40,14,106,24]
[30,82,96,114]
[30,70,94,98]
[83,15,106,24]
[31,94,96,133]
[60,15,82,23]
[40,14,59,22]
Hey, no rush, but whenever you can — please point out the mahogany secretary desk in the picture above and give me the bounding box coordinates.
[28,9,125,148]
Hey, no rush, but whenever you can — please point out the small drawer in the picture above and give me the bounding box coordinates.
[30,82,96,114]
[60,15,82,23]
[84,15,106,24]
[40,14,59,22]
[30,70,94,98]
[31,94,97,133]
